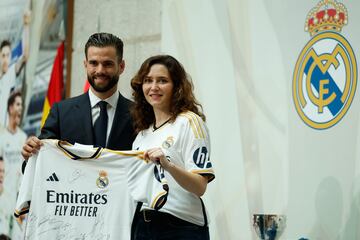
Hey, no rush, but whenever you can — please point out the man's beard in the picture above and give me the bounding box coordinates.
[15,114,21,126]
[87,73,119,93]
[1,65,8,74]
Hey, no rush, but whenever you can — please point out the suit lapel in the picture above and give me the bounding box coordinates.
[72,93,94,145]
[107,93,129,147]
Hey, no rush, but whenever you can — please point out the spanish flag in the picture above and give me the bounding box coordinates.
[41,41,64,127]
[84,79,90,92]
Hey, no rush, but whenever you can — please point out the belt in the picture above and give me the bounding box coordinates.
[142,209,168,223]
[141,210,197,227]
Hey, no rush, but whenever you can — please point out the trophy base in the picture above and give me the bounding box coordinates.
[252,214,286,240]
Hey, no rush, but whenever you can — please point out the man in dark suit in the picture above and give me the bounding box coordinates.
[22,32,135,160]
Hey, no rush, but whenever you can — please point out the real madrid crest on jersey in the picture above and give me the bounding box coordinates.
[293,0,357,129]
[96,170,109,188]
[162,136,174,149]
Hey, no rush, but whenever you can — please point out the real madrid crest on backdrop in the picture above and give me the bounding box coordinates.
[293,0,357,129]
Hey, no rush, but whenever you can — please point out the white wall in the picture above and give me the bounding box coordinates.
[162,0,360,239]
[71,0,161,99]
[69,0,360,239]
[161,1,252,239]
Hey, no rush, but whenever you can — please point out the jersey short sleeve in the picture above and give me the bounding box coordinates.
[177,112,214,182]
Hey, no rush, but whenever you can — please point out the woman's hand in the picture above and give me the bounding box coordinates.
[144,147,173,170]
[143,147,208,197]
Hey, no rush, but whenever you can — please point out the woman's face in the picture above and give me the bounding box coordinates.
[142,64,174,113]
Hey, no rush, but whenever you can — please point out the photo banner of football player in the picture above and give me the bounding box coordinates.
[161,0,359,239]
[0,0,31,238]
[0,0,67,239]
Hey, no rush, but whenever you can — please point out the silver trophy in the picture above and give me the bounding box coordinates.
[252,214,286,240]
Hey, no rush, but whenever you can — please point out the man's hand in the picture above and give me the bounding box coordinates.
[21,136,43,161]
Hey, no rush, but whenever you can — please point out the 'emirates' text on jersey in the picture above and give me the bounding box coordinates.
[15,140,168,240]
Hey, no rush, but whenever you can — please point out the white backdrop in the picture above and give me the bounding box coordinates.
[161,0,360,239]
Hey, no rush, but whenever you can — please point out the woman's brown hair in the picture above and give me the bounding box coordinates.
[131,55,205,133]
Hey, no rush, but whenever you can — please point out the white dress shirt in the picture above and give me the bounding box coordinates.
[88,89,119,145]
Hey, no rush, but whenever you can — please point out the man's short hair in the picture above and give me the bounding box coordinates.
[84,32,124,61]
[0,40,11,51]
[0,233,11,240]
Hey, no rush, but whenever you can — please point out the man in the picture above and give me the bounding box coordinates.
[0,91,27,195]
[0,40,28,127]
[22,32,135,160]
[0,91,28,238]
[0,10,30,127]
[20,33,136,239]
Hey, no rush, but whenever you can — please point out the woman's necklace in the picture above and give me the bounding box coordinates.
[153,118,171,131]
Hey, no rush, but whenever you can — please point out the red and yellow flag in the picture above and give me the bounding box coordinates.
[41,41,64,127]
[83,79,90,92]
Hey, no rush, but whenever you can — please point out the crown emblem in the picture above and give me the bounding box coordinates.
[305,0,348,36]
[99,170,107,177]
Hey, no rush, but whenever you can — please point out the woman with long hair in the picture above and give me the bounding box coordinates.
[130,55,215,240]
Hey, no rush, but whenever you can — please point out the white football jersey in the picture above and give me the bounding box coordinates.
[132,111,215,226]
[0,193,12,236]
[15,139,169,240]
[0,127,27,201]
[0,126,27,238]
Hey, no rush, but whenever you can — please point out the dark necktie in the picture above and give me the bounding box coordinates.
[94,101,108,147]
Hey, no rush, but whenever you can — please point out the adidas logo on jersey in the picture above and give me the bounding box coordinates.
[46,172,59,182]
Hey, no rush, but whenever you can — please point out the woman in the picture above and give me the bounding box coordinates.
[130,55,215,240]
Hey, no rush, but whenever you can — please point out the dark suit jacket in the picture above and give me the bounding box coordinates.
[39,92,135,150]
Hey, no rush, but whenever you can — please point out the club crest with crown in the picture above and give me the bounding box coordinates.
[96,170,109,189]
[293,0,357,129]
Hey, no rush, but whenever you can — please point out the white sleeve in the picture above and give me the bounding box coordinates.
[180,113,215,182]
[14,153,37,218]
